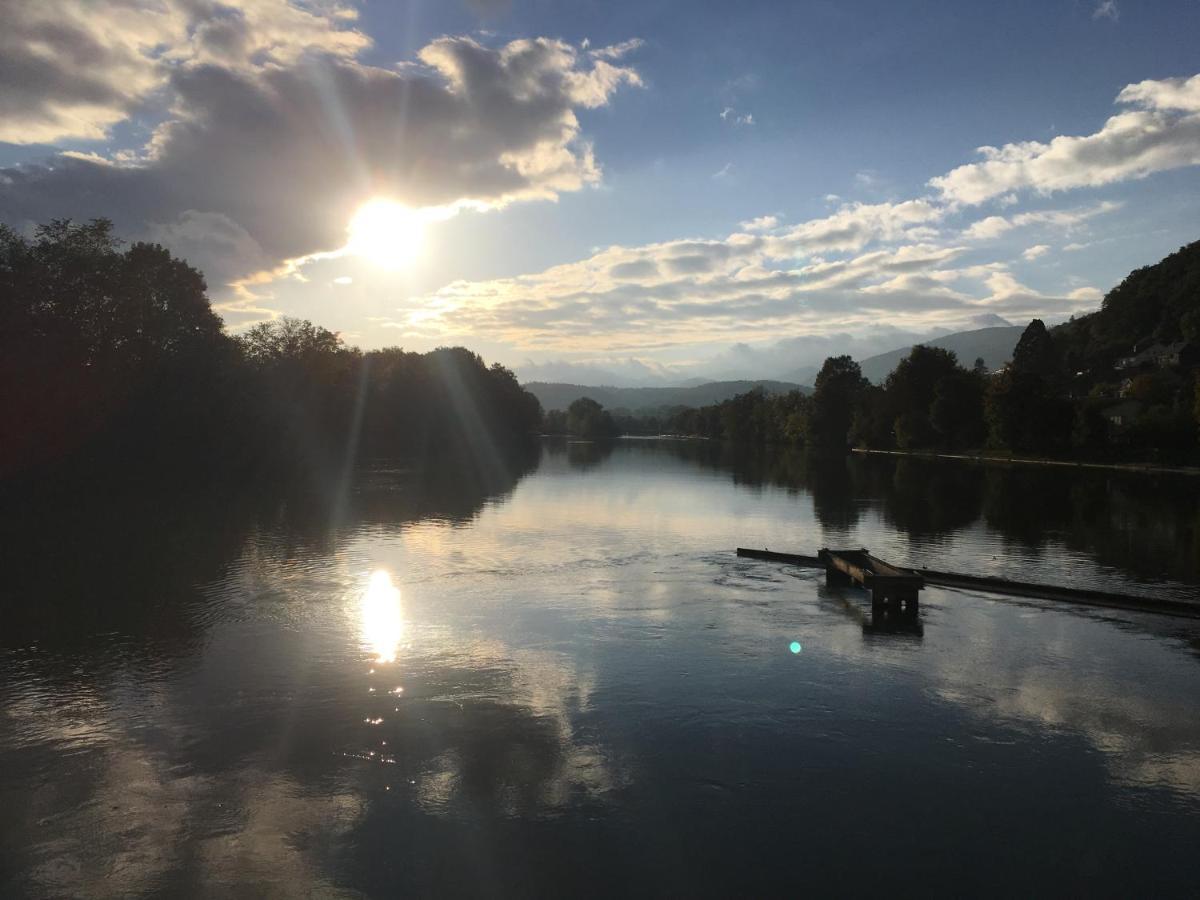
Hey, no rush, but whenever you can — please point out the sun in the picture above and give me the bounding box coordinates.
[347,198,425,269]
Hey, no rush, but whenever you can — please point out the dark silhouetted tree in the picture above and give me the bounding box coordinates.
[567,397,619,438]
[1011,319,1059,378]
[810,356,867,449]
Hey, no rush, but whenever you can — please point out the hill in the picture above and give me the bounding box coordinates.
[854,325,1025,384]
[524,380,807,413]
[1054,239,1200,369]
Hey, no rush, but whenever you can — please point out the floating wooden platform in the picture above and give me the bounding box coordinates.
[735,547,1200,619]
[818,548,923,615]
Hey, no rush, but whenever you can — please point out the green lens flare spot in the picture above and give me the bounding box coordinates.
[789,641,802,654]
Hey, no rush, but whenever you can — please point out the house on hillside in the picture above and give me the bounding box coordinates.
[1102,399,1142,428]
[1115,341,1189,371]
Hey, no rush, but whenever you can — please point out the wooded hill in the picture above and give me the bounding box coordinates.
[1054,239,1200,371]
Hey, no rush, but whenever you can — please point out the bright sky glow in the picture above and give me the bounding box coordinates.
[347,200,425,270]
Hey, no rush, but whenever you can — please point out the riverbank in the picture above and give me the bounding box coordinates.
[852,447,1200,476]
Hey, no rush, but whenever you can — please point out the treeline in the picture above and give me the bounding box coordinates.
[614,240,1200,462]
[625,326,1197,461]
[0,220,542,487]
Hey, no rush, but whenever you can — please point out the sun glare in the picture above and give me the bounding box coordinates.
[360,570,404,663]
[347,199,425,269]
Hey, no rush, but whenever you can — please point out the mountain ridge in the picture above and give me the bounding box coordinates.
[523,379,807,413]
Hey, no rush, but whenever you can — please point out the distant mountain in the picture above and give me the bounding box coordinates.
[853,325,1025,384]
[524,379,807,413]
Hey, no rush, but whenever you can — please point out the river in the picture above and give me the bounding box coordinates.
[2,439,1198,896]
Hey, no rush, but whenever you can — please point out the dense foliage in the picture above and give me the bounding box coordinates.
[0,220,542,484]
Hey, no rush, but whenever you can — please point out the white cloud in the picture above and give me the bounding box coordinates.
[1022,244,1051,261]
[930,72,1200,204]
[1117,73,1200,113]
[1068,286,1104,301]
[740,215,779,232]
[963,216,1014,241]
[720,106,754,126]
[1093,1,1119,22]
[765,200,944,255]
[962,200,1121,240]
[387,196,1092,354]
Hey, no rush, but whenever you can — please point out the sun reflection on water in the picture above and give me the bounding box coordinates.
[360,570,404,663]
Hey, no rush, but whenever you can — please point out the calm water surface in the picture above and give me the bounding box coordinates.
[3,441,1199,897]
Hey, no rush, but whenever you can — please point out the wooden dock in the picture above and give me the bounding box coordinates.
[735,547,1200,619]
[818,548,923,616]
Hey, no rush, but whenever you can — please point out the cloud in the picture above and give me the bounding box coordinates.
[962,200,1121,240]
[1022,244,1051,261]
[963,216,1013,241]
[930,72,1200,204]
[0,26,642,288]
[765,200,943,255]
[739,215,779,232]
[720,107,754,126]
[388,197,1092,354]
[1093,1,1119,22]
[0,0,369,145]
[712,162,735,179]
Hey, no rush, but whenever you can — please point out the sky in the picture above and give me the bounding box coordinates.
[2,0,1199,385]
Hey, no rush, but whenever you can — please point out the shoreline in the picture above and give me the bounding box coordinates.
[852,447,1200,476]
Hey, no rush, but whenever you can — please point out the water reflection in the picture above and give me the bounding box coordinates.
[2,440,1199,895]
[359,570,404,664]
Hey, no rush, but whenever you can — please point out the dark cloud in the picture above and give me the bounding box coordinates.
[0,36,641,286]
[0,0,370,145]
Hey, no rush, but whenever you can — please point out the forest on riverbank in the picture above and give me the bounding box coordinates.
[1,220,543,491]
[569,240,1200,464]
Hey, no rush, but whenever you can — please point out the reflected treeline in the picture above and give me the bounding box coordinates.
[651,440,1199,584]
[541,436,619,471]
[0,441,541,656]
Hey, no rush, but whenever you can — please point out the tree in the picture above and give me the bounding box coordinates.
[884,345,962,450]
[1011,319,1059,378]
[566,397,619,438]
[0,219,230,476]
[238,317,344,363]
[810,356,867,449]
[930,370,986,450]
[985,367,1071,454]
[886,346,961,417]
[849,383,893,449]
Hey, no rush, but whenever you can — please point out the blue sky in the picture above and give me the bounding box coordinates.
[2,0,1199,383]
